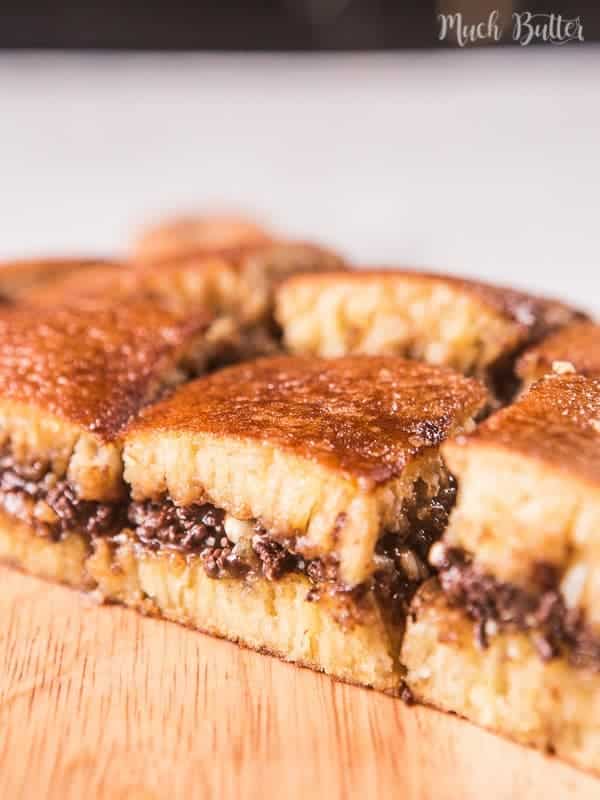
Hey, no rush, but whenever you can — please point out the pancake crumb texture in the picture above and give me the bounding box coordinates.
[403,581,600,774]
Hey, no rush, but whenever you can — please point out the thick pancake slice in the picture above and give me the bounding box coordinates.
[403,580,600,775]
[517,321,600,388]
[0,341,487,692]
[0,301,214,502]
[440,373,600,620]
[403,374,600,772]
[123,355,487,585]
[0,353,486,692]
[0,512,403,692]
[101,356,484,690]
[276,269,585,397]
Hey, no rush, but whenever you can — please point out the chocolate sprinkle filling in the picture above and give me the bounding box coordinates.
[0,450,457,630]
[127,476,456,627]
[0,455,124,540]
[437,547,600,671]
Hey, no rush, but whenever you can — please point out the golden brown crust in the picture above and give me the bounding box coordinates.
[18,262,138,307]
[16,257,265,338]
[281,269,585,342]
[128,355,488,487]
[0,302,213,441]
[0,257,112,300]
[517,322,600,384]
[446,374,600,489]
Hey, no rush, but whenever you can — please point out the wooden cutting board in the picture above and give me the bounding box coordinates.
[1,564,598,800]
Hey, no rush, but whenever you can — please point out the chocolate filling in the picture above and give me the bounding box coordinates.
[0,455,125,540]
[437,547,600,670]
[0,449,456,630]
[126,476,456,627]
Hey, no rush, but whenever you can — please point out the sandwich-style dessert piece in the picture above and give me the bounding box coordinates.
[0,301,214,587]
[276,269,585,398]
[403,581,600,773]
[517,321,600,389]
[0,257,113,301]
[402,374,600,772]
[83,356,487,692]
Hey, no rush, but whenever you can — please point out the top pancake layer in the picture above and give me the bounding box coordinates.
[18,262,137,307]
[0,302,212,441]
[517,321,600,384]
[447,373,600,489]
[129,355,487,487]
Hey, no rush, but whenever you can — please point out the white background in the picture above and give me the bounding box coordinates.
[1,48,598,311]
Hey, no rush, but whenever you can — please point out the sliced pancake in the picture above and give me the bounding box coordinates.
[73,356,488,691]
[276,269,585,398]
[403,374,600,772]
[123,355,487,585]
[0,301,214,502]
[440,373,600,619]
[403,580,600,775]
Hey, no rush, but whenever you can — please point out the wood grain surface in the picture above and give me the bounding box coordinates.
[1,564,598,800]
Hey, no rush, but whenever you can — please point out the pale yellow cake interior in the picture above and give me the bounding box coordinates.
[402,580,600,774]
[276,276,520,377]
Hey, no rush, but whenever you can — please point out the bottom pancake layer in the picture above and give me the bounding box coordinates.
[0,512,403,692]
[402,580,600,774]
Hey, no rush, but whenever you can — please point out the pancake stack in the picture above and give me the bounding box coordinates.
[1,212,598,773]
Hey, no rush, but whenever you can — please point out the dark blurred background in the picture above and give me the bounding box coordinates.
[1,1,599,49]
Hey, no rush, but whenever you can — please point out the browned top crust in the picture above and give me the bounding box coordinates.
[131,214,275,265]
[447,374,600,487]
[18,262,138,307]
[0,257,112,300]
[0,302,213,440]
[129,355,488,487]
[17,258,241,320]
[280,269,586,342]
[517,321,600,381]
